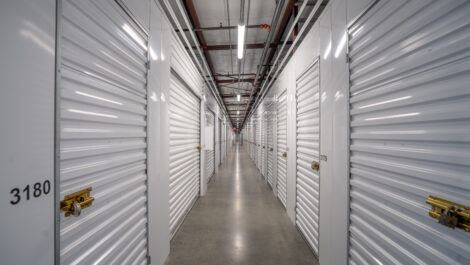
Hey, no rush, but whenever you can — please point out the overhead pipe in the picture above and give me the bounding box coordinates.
[242,0,285,124]
[245,0,324,124]
[160,0,231,123]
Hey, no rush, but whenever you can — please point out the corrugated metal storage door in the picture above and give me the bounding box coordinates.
[257,117,262,171]
[59,0,149,264]
[267,111,275,188]
[295,59,320,254]
[277,90,288,208]
[261,113,267,177]
[205,109,215,182]
[221,121,226,162]
[169,71,200,237]
[348,1,470,264]
[217,118,222,166]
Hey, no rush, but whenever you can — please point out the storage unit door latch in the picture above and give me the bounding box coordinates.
[426,196,470,232]
[60,187,94,217]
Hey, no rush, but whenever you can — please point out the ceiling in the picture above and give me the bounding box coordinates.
[165,0,327,130]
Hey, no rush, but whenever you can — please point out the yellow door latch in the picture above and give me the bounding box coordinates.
[311,161,320,171]
[60,187,94,217]
[426,196,470,232]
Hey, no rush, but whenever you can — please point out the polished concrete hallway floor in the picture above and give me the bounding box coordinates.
[165,144,319,265]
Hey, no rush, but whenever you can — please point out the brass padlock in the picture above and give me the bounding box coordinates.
[282,152,287,158]
[426,196,470,232]
[197,146,202,151]
[60,187,94,217]
[311,161,320,171]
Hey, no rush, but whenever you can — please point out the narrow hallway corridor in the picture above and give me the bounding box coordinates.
[165,145,318,265]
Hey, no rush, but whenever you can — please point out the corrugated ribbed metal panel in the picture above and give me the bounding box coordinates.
[59,0,148,264]
[205,109,215,182]
[256,115,264,171]
[168,71,200,238]
[295,59,320,255]
[221,120,226,162]
[261,112,267,177]
[216,118,221,166]
[267,111,275,188]
[277,91,288,208]
[348,1,470,264]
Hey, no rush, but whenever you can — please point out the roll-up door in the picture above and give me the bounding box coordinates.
[256,115,263,172]
[221,120,226,162]
[295,59,320,254]
[267,111,275,188]
[261,113,267,177]
[277,90,288,208]
[217,118,222,166]
[168,70,201,238]
[205,109,215,182]
[59,0,149,264]
[348,1,470,264]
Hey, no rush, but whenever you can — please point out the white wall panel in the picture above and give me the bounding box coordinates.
[348,1,470,264]
[0,1,56,264]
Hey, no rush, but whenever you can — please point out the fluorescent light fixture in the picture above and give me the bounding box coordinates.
[237,94,241,101]
[237,24,245,59]
[237,110,240,114]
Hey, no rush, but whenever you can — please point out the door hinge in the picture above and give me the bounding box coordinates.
[147,255,151,264]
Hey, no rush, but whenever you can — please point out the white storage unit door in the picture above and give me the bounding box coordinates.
[277,90,288,208]
[221,121,226,161]
[257,117,262,171]
[169,71,200,237]
[295,59,320,254]
[348,1,470,264]
[217,118,221,166]
[267,111,275,188]
[205,109,215,182]
[59,0,149,264]
[261,113,267,177]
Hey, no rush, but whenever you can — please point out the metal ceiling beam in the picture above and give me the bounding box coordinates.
[175,24,263,32]
[221,93,251,98]
[188,41,292,51]
[216,78,254,84]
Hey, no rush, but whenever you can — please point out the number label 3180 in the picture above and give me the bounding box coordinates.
[10,180,51,205]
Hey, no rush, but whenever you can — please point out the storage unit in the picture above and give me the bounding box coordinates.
[58,0,149,263]
[277,90,288,208]
[348,1,470,264]
[205,108,215,182]
[267,110,275,189]
[217,118,222,166]
[256,116,262,171]
[295,59,320,254]
[168,70,201,238]
[221,119,226,162]
[261,112,267,177]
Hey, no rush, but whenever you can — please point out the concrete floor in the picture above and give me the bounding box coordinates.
[164,144,319,265]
